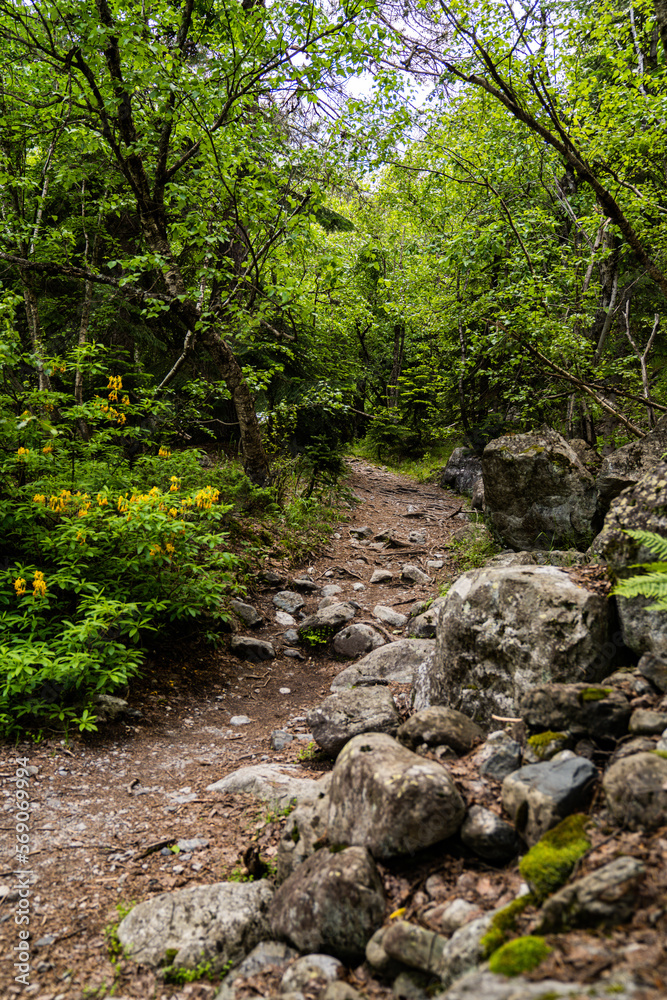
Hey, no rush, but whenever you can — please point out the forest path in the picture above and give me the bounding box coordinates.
[0,458,470,1000]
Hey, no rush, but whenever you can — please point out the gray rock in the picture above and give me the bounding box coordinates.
[392,970,433,999]
[215,941,298,1000]
[475,732,523,780]
[434,969,639,1000]
[408,531,427,545]
[207,765,323,809]
[328,733,466,858]
[486,549,588,568]
[460,806,520,862]
[230,715,252,725]
[413,565,608,726]
[117,881,273,973]
[595,414,667,518]
[365,926,403,976]
[590,461,667,655]
[434,899,481,934]
[298,603,356,644]
[401,563,431,585]
[292,577,318,591]
[322,584,344,598]
[276,611,296,626]
[436,913,496,987]
[280,954,344,993]
[382,920,448,976]
[333,623,385,658]
[603,751,667,829]
[407,605,441,639]
[283,629,300,645]
[230,599,263,628]
[439,448,483,496]
[350,525,373,538]
[270,730,294,751]
[373,605,408,627]
[331,640,435,690]
[629,709,667,735]
[536,855,646,933]
[322,984,364,1000]
[284,648,305,660]
[471,476,484,511]
[92,694,130,722]
[275,780,332,883]
[268,846,385,961]
[230,636,276,663]
[502,755,598,845]
[519,683,632,741]
[397,707,484,756]
[307,687,401,757]
[273,591,306,614]
[638,650,667,692]
[370,569,394,584]
[482,427,597,550]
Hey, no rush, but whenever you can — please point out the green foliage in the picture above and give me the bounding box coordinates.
[488,936,552,977]
[445,525,500,573]
[578,687,612,703]
[0,352,243,737]
[162,958,215,985]
[612,530,667,611]
[104,901,135,962]
[297,740,325,761]
[519,815,592,901]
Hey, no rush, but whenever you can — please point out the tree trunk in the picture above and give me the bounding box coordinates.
[656,0,667,63]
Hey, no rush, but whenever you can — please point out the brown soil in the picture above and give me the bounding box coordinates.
[2,458,666,1000]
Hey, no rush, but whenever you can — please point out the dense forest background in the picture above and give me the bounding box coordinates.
[1,0,667,735]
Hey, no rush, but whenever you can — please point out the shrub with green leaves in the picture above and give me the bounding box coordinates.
[0,349,242,737]
[612,530,667,611]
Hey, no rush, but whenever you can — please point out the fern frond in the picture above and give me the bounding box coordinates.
[628,561,667,574]
[613,572,667,604]
[624,529,667,560]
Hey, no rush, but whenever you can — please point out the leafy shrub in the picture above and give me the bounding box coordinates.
[612,529,667,610]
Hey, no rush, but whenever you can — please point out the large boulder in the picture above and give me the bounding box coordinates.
[327,733,466,858]
[439,447,483,496]
[268,846,385,961]
[482,428,597,550]
[330,639,434,690]
[307,687,401,757]
[413,565,609,726]
[595,415,667,519]
[591,462,667,655]
[117,881,273,973]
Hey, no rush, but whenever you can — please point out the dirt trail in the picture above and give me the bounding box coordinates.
[0,459,469,1000]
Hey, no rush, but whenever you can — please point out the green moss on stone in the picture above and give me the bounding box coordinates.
[518,814,591,901]
[578,686,612,702]
[488,935,552,976]
[480,895,533,957]
[651,750,667,759]
[527,731,568,760]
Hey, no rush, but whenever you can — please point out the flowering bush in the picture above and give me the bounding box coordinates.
[0,350,242,737]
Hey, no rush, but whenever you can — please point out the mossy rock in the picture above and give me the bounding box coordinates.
[488,935,552,976]
[526,730,568,761]
[518,814,591,901]
[577,686,612,702]
[480,895,533,957]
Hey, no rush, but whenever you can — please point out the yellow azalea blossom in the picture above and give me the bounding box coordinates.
[107,375,122,402]
[76,531,85,543]
[149,544,162,558]
[16,447,29,462]
[97,493,108,507]
[158,446,172,459]
[42,444,53,455]
[169,475,180,492]
[122,395,130,406]
[195,486,220,510]
[165,541,175,554]
[33,571,47,599]
[14,577,26,596]
[33,494,46,505]
[168,507,178,518]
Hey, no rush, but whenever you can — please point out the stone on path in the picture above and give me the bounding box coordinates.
[536,855,646,933]
[331,638,435,690]
[333,622,385,658]
[370,569,393,584]
[117,880,273,973]
[397,706,484,756]
[307,687,400,757]
[401,563,431,585]
[275,780,332,883]
[298,602,356,644]
[268,846,385,961]
[460,805,520,863]
[473,731,522,780]
[603,751,667,830]
[230,636,276,662]
[373,604,408,627]
[273,591,305,614]
[230,599,263,628]
[519,683,632,741]
[502,754,597,845]
[328,733,466,858]
[207,764,323,809]
[215,941,298,1000]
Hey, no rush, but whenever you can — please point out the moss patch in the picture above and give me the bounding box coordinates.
[578,687,612,702]
[527,731,568,760]
[480,895,533,957]
[519,814,591,901]
[488,935,552,977]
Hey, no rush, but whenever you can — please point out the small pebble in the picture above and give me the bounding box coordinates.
[230,715,251,726]
[279,687,291,694]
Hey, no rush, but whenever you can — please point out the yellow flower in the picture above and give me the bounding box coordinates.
[16,447,29,462]
[165,541,175,554]
[32,571,47,599]
[42,444,53,455]
[122,395,130,406]
[159,446,172,459]
[168,507,178,518]
[149,544,162,558]
[169,475,180,492]
[33,494,46,505]
[76,531,85,543]
[14,577,26,596]
[107,375,122,402]
[97,493,108,507]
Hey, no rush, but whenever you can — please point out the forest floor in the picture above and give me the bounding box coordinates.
[3,458,666,1000]
[0,458,477,1000]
